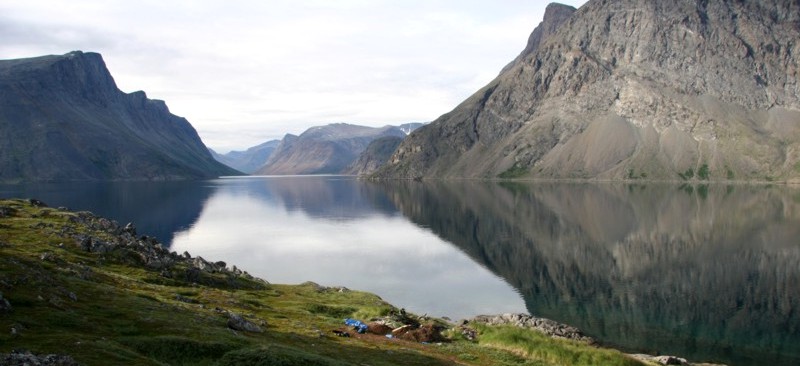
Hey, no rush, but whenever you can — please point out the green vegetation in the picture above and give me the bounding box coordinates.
[678,168,694,180]
[499,164,529,179]
[0,199,647,365]
[471,324,642,366]
[727,167,735,180]
[698,164,710,180]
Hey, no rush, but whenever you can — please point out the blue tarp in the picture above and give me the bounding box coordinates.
[344,318,368,334]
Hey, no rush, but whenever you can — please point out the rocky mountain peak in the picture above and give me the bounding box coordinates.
[378,0,800,182]
[502,2,576,73]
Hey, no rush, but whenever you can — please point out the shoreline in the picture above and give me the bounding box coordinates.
[0,198,727,365]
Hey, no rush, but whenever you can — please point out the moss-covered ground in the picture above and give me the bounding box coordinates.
[0,199,646,365]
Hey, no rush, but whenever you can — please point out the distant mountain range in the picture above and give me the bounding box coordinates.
[212,123,423,175]
[209,140,281,174]
[0,51,239,182]
[376,0,800,182]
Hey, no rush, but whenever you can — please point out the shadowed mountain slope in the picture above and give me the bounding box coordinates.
[0,51,240,182]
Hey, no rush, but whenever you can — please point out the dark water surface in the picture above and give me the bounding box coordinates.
[2,177,798,366]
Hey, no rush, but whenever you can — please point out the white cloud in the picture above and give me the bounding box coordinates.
[1,0,588,153]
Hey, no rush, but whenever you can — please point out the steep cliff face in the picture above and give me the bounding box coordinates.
[0,51,240,182]
[256,123,408,175]
[378,0,800,181]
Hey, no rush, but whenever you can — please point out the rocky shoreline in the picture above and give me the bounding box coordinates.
[1,198,724,365]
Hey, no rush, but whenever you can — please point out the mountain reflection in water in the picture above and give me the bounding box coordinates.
[380,181,799,366]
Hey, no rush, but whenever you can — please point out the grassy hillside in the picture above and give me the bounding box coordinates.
[0,198,646,365]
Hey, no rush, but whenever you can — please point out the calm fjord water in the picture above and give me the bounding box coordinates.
[2,177,798,366]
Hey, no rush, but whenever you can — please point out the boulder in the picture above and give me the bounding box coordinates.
[227,313,264,333]
[654,355,689,365]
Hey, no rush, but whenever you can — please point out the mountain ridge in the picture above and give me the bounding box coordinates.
[0,51,240,182]
[256,123,422,175]
[376,0,800,182]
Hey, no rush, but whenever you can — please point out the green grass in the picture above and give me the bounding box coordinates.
[499,165,529,179]
[0,199,648,366]
[472,324,642,366]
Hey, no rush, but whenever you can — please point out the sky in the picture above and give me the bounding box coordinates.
[1,0,588,153]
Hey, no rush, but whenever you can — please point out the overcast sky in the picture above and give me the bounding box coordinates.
[1,0,588,153]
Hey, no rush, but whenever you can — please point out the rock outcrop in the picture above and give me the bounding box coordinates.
[377,0,800,181]
[1,350,79,366]
[470,313,595,343]
[0,51,241,182]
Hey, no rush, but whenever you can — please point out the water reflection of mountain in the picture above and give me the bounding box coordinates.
[379,181,800,366]
[219,177,398,220]
[0,181,215,246]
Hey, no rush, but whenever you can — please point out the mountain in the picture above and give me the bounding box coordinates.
[0,51,240,182]
[256,123,410,175]
[376,0,800,182]
[210,139,281,174]
[344,136,404,175]
[379,181,800,365]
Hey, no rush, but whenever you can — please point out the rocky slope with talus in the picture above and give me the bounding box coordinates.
[376,0,800,181]
[0,51,240,182]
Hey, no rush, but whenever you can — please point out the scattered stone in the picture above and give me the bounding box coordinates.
[0,350,80,366]
[459,326,477,341]
[227,313,264,333]
[67,292,78,302]
[654,355,689,365]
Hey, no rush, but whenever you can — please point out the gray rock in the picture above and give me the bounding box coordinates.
[377,0,800,182]
[1,350,79,366]
[471,313,594,343]
[123,222,136,236]
[654,355,689,365]
[227,313,264,333]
